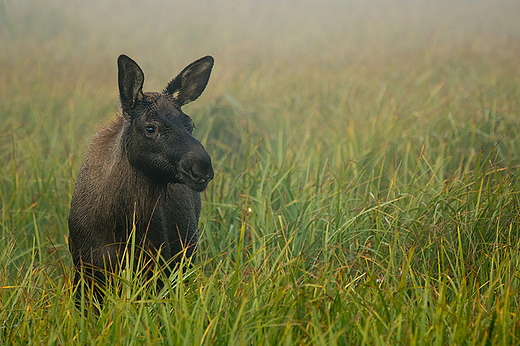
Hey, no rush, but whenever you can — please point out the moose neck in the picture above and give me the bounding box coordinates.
[118,159,165,226]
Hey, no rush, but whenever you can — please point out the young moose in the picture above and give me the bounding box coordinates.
[68,55,214,302]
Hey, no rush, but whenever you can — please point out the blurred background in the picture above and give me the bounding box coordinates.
[2,0,519,155]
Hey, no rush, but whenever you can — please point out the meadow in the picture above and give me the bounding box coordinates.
[1,0,520,344]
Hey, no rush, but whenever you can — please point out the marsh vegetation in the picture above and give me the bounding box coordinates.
[1,0,520,344]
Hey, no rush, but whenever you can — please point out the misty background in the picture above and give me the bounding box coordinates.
[2,0,519,100]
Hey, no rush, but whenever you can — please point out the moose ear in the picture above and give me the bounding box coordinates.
[118,55,145,112]
[164,56,214,107]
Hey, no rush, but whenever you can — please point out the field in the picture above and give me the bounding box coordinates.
[1,0,520,344]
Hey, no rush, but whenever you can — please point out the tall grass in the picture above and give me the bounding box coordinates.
[1,0,520,344]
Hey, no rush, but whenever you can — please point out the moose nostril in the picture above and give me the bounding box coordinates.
[190,168,202,181]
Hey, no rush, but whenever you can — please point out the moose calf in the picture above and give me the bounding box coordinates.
[68,55,214,303]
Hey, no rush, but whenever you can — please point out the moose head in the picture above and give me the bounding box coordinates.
[117,55,214,190]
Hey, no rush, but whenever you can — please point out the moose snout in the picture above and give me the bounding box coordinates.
[180,150,214,190]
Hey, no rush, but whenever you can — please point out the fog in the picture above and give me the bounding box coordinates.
[3,0,518,65]
[1,0,519,109]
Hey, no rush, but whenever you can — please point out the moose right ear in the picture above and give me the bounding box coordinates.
[117,55,145,113]
[164,56,214,107]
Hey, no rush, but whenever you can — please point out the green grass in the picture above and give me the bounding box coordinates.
[1,0,520,344]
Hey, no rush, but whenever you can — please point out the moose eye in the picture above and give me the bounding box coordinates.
[145,125,156,134]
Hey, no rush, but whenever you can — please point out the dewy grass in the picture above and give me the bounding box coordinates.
[1,0,520,344]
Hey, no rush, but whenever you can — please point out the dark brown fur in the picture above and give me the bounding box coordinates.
[68,55,214,304]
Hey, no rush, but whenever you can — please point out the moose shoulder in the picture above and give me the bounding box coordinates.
[68,55,214,300]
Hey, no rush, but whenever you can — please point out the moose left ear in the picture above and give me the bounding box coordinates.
[164,56,214,107]
[118,55,145,113]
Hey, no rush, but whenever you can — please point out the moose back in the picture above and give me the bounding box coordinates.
[68,54,214,299]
